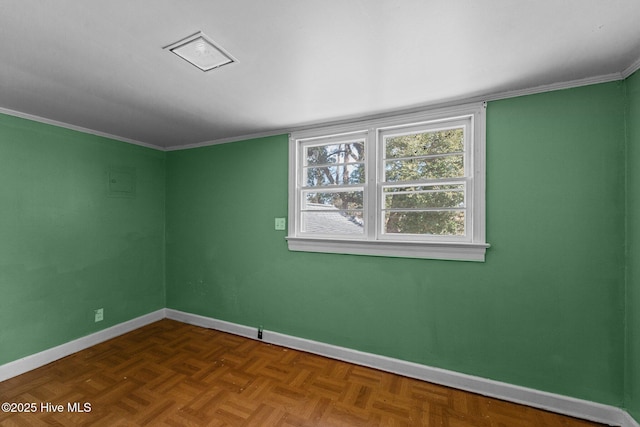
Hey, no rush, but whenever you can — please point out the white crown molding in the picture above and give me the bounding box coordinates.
[483,72,624,103]
[165,309,636,427]
[0,309,165,383]
[3,58,639,153]
[163,129,287,151]
[0,107,164,152]
[623,56,640,79]
[164,72,626,151]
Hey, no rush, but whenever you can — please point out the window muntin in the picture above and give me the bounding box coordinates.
[379,119,472,241]
[299,135,367,237]
[287,103,488,261]
[381,183,466,236]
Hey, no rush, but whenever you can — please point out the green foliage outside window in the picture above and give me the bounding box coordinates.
[302,128,466,236]
[383,128,465,236]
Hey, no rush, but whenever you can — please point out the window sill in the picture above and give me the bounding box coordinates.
[285,237,490,262]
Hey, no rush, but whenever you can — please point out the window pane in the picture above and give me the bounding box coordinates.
[306,164,365,186]
[306,141,365,165]
[304,191,363,210]
[384,211,465,236]
[385,155,463,182]
[385,128,463,159]
[384,184,464,209]
[302,210,364,235]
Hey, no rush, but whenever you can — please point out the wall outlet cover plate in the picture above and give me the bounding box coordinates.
[275,217,286,230]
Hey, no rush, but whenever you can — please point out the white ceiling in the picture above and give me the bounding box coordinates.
[1,0,640,150]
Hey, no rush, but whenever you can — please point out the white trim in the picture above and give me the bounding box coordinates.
[0,107,163,151]
[164,129,288,151]
[290,103,484,141]
[285,237,489,261]
[164,309,258,340]
[482,72,623,103]
[1,308,637,426]
[623,411,640,427]
[164,70,634,152]
[1,68,635,153]
[0,309,165,383]
[623,57,640,79]
[165,309,634,427]
[287,103,488,262]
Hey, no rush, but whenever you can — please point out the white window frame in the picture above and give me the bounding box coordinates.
[286,102,489,261]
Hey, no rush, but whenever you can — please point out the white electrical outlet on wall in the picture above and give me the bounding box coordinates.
[94,308,104,322]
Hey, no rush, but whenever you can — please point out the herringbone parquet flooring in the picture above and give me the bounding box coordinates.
[0,319,606,426]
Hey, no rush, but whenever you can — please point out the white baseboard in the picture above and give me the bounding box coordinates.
[623,411,640,427]
[0,309,166,383]
[1,308,637,427]
[165,308,635,427]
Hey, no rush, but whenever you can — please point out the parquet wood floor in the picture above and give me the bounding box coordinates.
[0,319,607,426]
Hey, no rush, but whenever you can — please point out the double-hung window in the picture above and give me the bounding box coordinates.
[287,103,489,261]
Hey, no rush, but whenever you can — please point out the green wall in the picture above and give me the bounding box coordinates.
[166,82,626,406]
[626,70,640,420]
[1,78,635,416]
[0,114,166,365]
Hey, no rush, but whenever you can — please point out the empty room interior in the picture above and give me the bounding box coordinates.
[2,1,640,426]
